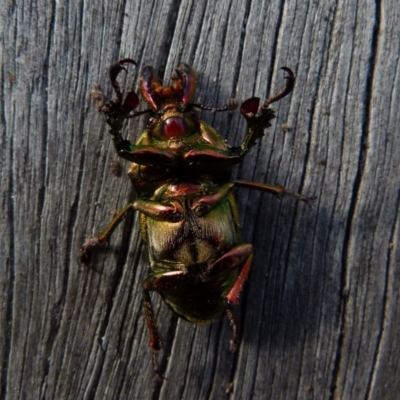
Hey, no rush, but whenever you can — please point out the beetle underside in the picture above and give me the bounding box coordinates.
[79,59,316,379]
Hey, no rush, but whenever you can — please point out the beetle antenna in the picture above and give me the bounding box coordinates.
[190,98,238,113]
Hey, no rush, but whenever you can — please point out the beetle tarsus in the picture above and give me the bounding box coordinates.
[79,203,133,266]
[234,180,317,206]
[226,307,239,353]
[283,190,317,206]
[152,350,164,382]
[189,98,238,113]
[78,237,102,267]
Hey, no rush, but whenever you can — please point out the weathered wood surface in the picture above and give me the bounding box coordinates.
[1,0,399,399]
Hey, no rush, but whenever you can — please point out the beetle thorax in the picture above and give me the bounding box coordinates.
[147,105,199,141]
[159,107,186,139]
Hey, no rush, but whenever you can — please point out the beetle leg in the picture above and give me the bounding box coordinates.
[134,199,183,221]
[225,253,254,305]
[78,203,133,266]
[192,182,233,216]
[208,244,254,304]
[210,248,253,352]
[142,288,164,380]
[224,253,253,353]
[189,97,239,112]
[208,244,253,276]
[184,145,240,167]
[98,59,142,156]
[117,146,176,165]
[233,68,295,156]
[225,307,239,352]
[142,289,164,350]
[234,180,317,206]
[134,181,234,222]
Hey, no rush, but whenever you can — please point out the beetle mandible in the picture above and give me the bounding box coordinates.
[79,59,315,376]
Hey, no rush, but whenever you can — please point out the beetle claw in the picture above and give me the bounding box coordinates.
[229,337,239,353]
[152,350,164,382]
[283,190,318,206]
[78,237,100,267]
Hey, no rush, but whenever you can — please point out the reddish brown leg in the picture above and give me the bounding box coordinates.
[142,288,164,381]
[234,180,317,206]
[226,254,254,305]
[209,244,253,275]
[211,246,254,353]
[142,289,163,351]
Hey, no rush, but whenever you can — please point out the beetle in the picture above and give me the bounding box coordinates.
[79,59,315,376]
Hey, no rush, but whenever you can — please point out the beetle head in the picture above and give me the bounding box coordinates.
[140,64,199,140]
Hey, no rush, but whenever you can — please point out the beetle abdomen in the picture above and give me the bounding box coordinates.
[149,207,239,266]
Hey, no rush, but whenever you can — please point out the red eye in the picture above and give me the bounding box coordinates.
[162,117,187,139]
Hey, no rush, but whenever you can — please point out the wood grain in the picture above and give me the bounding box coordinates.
[1,0,399,399]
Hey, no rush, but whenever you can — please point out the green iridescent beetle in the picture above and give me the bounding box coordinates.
[79,59,315,376]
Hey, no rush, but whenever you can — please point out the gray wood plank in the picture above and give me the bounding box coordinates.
[1,0,399,399]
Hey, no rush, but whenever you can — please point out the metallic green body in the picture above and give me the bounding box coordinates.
[79,59,310,373]
[128,119,245,322]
